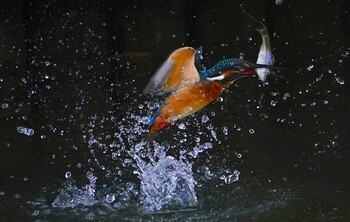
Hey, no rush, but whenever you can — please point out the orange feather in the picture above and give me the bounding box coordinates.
[148,80,231,134]
[144,47,199,94]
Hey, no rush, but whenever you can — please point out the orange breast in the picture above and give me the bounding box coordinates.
[160,81,225,121]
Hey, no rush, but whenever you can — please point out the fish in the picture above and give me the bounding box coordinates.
[239,4,277,82]
[255,23,275,82]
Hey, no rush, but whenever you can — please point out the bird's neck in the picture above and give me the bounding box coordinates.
[200,69,215,77]
[200,65,225,78]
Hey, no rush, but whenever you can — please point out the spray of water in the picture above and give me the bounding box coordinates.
[129,140,198,212]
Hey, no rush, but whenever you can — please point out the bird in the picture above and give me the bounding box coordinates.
[144,47,279,135]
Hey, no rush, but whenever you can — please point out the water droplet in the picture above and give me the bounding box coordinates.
[270,100,277,106]
[105,193,116,203]
[123,158,132,165]
[111,152,119,160]
[86,171,94,180]
[224,170,240,184]
[201,115,209,123]
[283,92,290,100]
[335,77,345,85]
[16,126,34,136]
[201,142,213,151]
[65,171,72,179]
[239,52,244,59]
[147,101,158,110]
[248,129,255,134]
[307,64,314,71]
[0,191,4,195]
[275,0,283,5]
[1,103,9,109]
[31,210,40,216]
[222,126,228,135]
[323,100,329,105]
[161,141,170,152]
[204,167,213,178]
[178,123,186,130]
[331,140,337,147]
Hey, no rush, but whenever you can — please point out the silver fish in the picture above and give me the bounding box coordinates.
[256,24,274,82]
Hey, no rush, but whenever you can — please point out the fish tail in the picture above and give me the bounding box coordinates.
[239,4,265,28]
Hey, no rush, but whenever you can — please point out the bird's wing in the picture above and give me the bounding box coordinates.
[144,47,200,95]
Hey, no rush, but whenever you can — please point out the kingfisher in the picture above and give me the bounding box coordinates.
[144,47,279,135]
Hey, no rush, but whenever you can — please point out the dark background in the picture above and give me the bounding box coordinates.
[0,0,350,221]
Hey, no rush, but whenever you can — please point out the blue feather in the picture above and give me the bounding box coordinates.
[199,58,244,78]
[148,108,160,127]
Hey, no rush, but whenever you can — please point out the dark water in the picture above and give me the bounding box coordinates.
[1,0,350,221]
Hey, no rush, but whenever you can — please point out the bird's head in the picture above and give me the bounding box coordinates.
[202,58,282,82]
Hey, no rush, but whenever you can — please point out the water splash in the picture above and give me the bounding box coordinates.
[52,171,98,208]
[130,141,198,212]
[188,142,213,158]
[44,92,242,215]
[140,156,197,212]
[51,175,138,211]
[52,180,98,208]
[51,139,201,213]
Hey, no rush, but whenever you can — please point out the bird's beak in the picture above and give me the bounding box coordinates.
[245,62,285,70]
[237,62,285,75]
